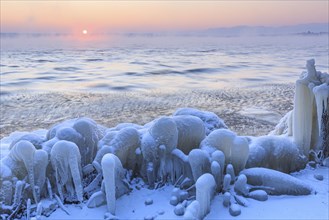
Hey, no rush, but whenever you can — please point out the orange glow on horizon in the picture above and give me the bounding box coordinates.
[1,1,328,33]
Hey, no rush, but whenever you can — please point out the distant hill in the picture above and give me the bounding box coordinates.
[205,23,329,36]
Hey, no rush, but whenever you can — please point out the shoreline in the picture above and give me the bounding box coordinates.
[0,83,294,139]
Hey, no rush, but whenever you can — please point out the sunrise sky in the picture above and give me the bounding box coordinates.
[1,1,328,34]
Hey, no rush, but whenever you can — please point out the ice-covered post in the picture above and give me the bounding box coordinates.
[101,153,116,215]
[293,59,329,157]
[196,173,216,219]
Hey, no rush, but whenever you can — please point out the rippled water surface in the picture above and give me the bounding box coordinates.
[1,34,328,95]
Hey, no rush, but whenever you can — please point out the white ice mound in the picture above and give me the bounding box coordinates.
[173,115,206,154]
[97,127,140,170]
[173,107,228,135]
[200,129,249,174]
[9,133,45,150]
[44,117,105,166]
[241,167,313,195]
[246,136,307,173]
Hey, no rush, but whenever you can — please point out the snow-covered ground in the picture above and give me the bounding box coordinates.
[48,166,328,219]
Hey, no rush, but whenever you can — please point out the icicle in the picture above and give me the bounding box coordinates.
[101,154,116,215]
[313,83,329,133]
[13,180,25,208]
[26,198,31,220]
[146,162,155,189]
[46,178,53,200]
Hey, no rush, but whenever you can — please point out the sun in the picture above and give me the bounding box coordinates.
[82,29,88,35]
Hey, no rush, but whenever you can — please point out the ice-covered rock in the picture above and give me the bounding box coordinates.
[184,200,200,220]
[145,198,153,205]
[174,204,185,216]
[246,136,307,173]
[173,107,227,135]
[313,174,324,181]
[241,167,313,195]
[248,190,268,201]
[229,204,241,216]
[196,173,216,219]
[170,196,179,206]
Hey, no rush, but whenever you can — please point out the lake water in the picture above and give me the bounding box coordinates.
[0,34,328,95]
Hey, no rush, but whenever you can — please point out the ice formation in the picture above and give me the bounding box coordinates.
[141,117,178,184]
[184,200,200,220]
[45,117,104,166]
[97,127,140,170]
[271,60,329,158]
[1,60,327,219]
[33,149,48,200]
[200,129,249,174]
[1,140,38,203]
[50,140,83,202]
[195,173,216,219]
[173,107,228,135]
[246,136,307,173]
[241,168,313,195]
[173,115,206,154]
[101,153,116,215]
[188,149,210,182]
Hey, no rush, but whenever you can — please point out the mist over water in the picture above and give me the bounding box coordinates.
[0,34,328,95]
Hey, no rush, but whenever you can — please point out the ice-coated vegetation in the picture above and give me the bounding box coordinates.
[0,59,327,219]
